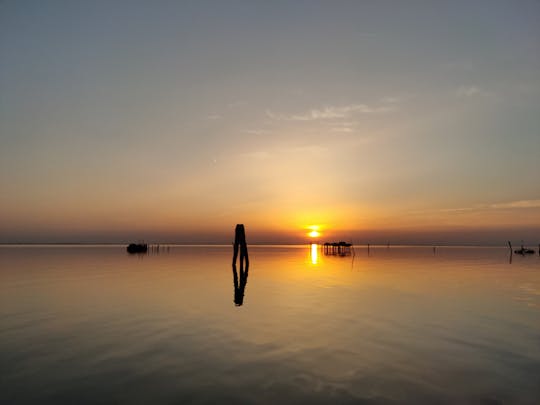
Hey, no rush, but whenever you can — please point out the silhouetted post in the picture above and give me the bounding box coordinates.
[508,241,513,254]
[233,224,249,268]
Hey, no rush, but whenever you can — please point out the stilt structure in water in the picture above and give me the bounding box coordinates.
[126,243,147,254]
[323,241,352,256]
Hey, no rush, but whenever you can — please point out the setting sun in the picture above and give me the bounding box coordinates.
[307,225,321,238]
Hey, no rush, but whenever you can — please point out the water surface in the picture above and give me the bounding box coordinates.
[1,245,539,403]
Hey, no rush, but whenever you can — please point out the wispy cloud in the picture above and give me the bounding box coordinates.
[243,129,272,136]
[241,144,328,161]
[227,101,246,108]
[327,121,357,134]
[380,96,401,104]
[266,100,396,122]
[205,114,222,120]
[488,200,540,209]
[241,150,272,160]
[330,126,355,133]
[455,85,496,99]
[292,144,328,155]
[456,86,482,97]
[417,199,540,215]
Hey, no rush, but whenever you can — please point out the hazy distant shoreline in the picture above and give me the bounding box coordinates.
[0,242,526,248]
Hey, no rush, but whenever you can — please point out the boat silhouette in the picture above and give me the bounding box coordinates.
[508,241,536,255]
[514,247,535,255]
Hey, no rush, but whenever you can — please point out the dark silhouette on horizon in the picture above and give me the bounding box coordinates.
[508,240,536,256]
[232,224,249,306]
[126,243,147,254]
[323,241,352,256]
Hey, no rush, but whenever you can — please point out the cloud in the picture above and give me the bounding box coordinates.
[205,114,222,120]
[455,85,496,99]
[241,151,271,160]
[266,100,396,122]
[330,126,354,133]
[227,101,246,108]
[380,96,401,104]
[292,144,328,155]
[421,199,540,215]
[489,200,540,209]
[456,86,482,97]
[240,144,328,161]
[243,129,272,136]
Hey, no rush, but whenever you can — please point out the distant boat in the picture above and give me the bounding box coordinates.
[514,247,535,255]
[508,241,536,255]
[127,243,148,254]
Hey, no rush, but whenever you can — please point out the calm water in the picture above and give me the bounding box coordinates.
[1,245,539,404]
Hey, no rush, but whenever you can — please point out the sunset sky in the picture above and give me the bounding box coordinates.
[1,1,539,244]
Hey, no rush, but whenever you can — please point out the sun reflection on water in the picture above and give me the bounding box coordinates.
[310,243,319,265]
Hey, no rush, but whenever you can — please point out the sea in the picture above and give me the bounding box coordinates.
[1,244,539,404]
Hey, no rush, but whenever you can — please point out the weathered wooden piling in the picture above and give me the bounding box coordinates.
[232,224,249,268]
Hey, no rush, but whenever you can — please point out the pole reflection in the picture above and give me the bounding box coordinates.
[232,224,249,306]
[232,262,249,306]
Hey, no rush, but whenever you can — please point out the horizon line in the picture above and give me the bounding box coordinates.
[0,241,530,248]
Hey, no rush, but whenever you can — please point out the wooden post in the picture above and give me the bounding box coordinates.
[233,224,249,268]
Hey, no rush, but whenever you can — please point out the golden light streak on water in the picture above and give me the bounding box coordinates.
[310,243,319,265]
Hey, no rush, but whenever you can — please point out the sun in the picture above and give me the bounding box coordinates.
[307,225,321,238]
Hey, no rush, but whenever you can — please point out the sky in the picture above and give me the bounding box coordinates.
[1,1,539,244]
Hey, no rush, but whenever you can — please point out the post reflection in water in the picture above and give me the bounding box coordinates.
[232,261,249,306]
[232,224,250,306]
[310,243,319,265]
